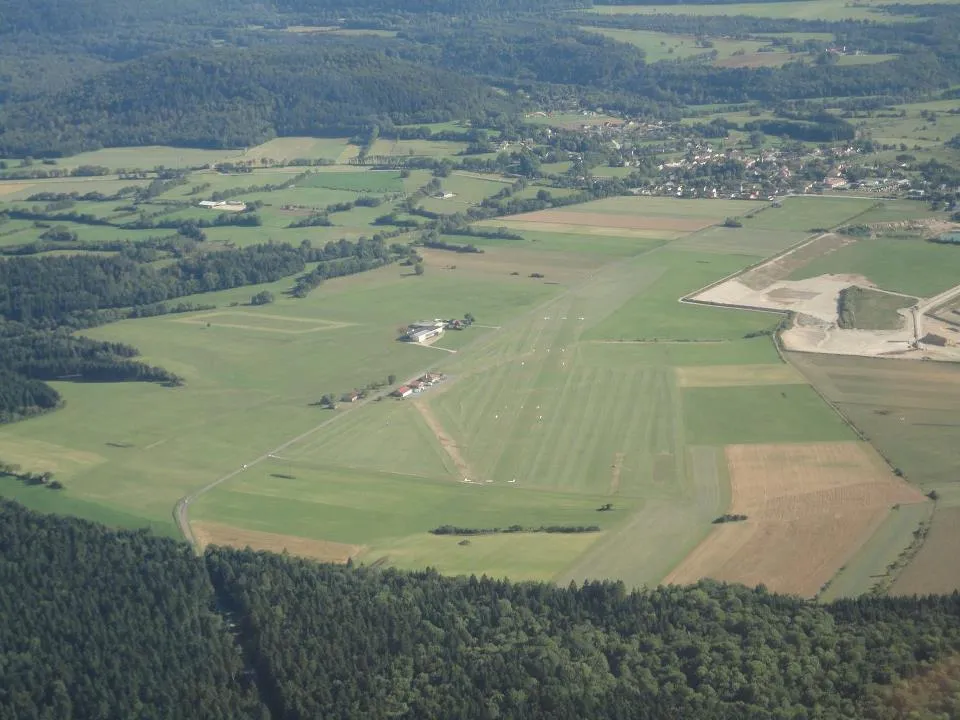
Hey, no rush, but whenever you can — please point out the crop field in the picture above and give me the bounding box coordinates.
[787,352,960,594]
[892,507,960,596]
[790,234,960,297]
[664,442,926,597]
[821,502,932,600]
[586,0,931,22]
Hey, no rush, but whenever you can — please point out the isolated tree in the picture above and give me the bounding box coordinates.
[250,290,274,305]
[388,374,397,385]
[464,313,475,324]
[414,262,425,276]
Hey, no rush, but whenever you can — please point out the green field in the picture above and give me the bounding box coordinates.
[746,196,879,231]
[586,0,931,22]
[791,234,960,297]
[682,384,856,445]
[298,170,404,193]
[580,27,779,63]
[837,286,914,330]
[584,250,780,341]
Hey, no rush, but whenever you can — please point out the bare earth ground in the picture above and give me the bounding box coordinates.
[194,521,362,562]
[690,230,960,361]
[892,506,960,595]
[676,363,805,387]
[503,209,715,233]
[412,399,474,481]
[739,233,853,290]
[664,442,927,597]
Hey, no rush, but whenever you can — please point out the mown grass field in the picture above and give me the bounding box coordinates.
[790,234,960,297]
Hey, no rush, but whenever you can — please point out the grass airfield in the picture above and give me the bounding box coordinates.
[0,192,931,593]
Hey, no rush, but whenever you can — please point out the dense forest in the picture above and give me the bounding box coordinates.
[0,0,957,154]
[2,499,960,719]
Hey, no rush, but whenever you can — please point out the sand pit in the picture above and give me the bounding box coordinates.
[676,363,805,387]
[664,442,927,597]
[193,521,362,563]
[504,209,714,233]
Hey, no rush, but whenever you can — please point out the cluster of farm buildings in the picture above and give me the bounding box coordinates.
[392,373,445,398]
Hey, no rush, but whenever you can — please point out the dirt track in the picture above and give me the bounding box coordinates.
[412,400,475,481]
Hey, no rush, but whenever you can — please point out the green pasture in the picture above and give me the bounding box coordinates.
[669,226,808,257]
[580,26,782,63]
[0,177,152,200]
[467,228,669,257]
[682,384,855,445]
[860,106,960,146]
[746,196,879,231]
[239,137,354,163]
[192,462,622,580]
[369,138,468,158]
[577,336,781,367]
[52,145,241,171]
[852,199,942,224]
[838,287,914,330]
[790,234,960,297]
[0,475,179,538]
[586,0,928,22]
[584,250,779,342]
[299,170,404,193]
[820,501,932,600]
[567,195,760,219]
[835,53,899,66]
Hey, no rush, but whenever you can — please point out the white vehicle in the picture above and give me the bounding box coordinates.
[242,464,248,469]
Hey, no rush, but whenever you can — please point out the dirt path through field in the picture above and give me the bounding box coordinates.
[412,400,475,481]
[609,453,624,495]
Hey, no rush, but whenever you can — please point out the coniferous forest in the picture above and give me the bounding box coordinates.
[0,499,959,719]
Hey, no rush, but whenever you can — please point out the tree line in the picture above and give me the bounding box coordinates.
[5,498,960,719]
